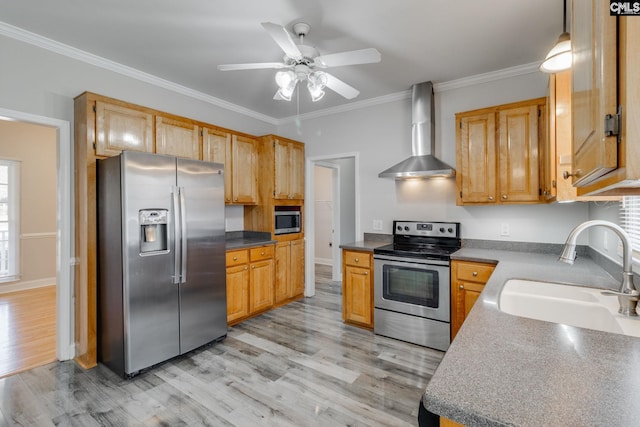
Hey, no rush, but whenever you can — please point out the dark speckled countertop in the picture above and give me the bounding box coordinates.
[226,231,276,250]
[423,247,640,426]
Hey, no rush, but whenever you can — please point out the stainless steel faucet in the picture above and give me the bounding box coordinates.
[559,220,638,317]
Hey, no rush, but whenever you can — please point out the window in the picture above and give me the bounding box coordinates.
[621,196,640,260]
[0,160,20,281]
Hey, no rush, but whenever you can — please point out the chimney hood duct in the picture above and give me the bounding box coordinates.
[378,81,455,179]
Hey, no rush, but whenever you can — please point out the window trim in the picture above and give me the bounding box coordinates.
[0,159,20,282]
[620,196,640,265]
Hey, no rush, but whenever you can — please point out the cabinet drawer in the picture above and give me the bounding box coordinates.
[226,250,248,267]
[344,251,371,268]
[250,245,274,262]
[455,261,495,283]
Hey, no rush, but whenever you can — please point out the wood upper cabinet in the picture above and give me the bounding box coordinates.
[95,101,153,157]
[274,238,305,304]
[155,116,200,159]
[203,128,257,204]
[342,249,373,329]
[274,138,305,200]
[457,112,496,203]
[571,2,640,195]
[547,71,620,202]
[450,260,495,340]
[456,98,546,205]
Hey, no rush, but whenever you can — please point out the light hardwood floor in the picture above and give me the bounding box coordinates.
[0,266,443,426]
[0,285,57,379]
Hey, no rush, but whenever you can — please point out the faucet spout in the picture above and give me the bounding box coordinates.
[560,220,637,316]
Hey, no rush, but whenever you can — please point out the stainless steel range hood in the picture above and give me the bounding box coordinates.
[378,82,455,179]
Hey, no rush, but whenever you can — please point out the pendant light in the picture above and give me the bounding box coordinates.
[540,0,572,73]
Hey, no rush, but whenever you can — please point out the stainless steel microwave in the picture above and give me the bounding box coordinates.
[274,209,301,235]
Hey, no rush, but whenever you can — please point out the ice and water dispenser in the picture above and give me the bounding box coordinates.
[139,209,168,253]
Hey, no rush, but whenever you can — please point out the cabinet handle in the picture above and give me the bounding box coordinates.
[251,265,255,269]
[354,258,359,262]
[364,271,368,275]
[563,169,583,180]
[261,251,265,256]
[244,266,248,270]
[233,256,238,261]
[472,271,478,277]
[234,198,238,202]
[488,196,494,201]
[459,285,464,290]
[502,195,507,200]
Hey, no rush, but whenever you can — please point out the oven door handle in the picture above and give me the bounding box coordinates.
[373,254,450,266]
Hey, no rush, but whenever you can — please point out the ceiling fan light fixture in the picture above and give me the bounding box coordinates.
[540,0,572,73]
[275,70,295,89]
[308,71,327,102]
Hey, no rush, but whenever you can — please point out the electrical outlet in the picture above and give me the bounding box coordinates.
[372,220,383,231]
[500,223,510,237]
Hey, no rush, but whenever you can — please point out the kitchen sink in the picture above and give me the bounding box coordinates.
[498,279,640,337]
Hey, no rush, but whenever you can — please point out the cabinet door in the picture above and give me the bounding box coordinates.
[498,104,541,203]
[343,265,372,326]
[249,259,274,313]
[95,101,153,157]
[231,135,258,204]
[274,242,291,303]
[155,116,200,160]
[203,127,232,203]
[226,264,249,323]
[290,239,305,297]
[456,112,496,204]
[571,0,618,186]
[273,139,290,199]
[288,143,305,200]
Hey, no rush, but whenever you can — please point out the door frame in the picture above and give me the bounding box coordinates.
[0,108,74,361]
[305,152,360,296]
[314,162,341,281]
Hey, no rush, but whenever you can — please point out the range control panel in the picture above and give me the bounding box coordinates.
[392,221,460,238]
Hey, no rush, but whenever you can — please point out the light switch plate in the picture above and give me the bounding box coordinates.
[373,220,383,231]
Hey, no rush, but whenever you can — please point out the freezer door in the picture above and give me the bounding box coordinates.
[121,151,180,373]
[177,158,227,353]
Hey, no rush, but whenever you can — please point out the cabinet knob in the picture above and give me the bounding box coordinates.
[459,285,464,290]
[261,251,265,256]
[233,256,238,261]
[563,169,583,180]
[251,265,255,269]
[488,196,494,201]
[244,266,248,270]
[354,258,359,262]
[364,271,368,275]
[501,195,507,200]
[234,198,238,202]
[473,271,478,277]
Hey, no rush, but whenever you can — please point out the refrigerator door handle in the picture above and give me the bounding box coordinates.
[179,187,187,283]
[172,186,181,284]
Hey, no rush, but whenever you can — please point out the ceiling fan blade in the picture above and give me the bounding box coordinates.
[315,48,381,68]
[324,73,360,99]
[218,62,287,71]
[261,22,303,60]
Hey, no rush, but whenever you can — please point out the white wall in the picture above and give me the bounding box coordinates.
[278,71,591,244]
[0,35,275,139]
[587,201,626,264]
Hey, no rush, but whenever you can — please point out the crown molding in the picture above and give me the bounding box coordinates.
[1,20,542,127]
[0,21,278,126]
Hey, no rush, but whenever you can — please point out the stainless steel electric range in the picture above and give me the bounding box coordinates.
[373,220,461,351]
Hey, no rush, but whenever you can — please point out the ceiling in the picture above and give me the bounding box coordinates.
[0,0,564,121]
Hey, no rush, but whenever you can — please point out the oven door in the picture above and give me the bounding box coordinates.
[374,254,450,322]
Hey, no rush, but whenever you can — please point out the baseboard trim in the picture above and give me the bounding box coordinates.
[0,277,55,294]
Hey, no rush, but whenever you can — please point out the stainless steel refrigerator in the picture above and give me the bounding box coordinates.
[97,151,227,377]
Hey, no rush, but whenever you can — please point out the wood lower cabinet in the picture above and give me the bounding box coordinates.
[440,417,465,427]
[274,239,305,304]
[456,98,546,205]
[226,245,274,324]
[450,260,495,340]
[342,249,373,329]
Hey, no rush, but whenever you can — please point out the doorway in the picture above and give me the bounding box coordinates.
[0,108,73,372]
[305,153,359,297]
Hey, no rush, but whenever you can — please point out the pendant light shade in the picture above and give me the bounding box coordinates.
[540,0,572,73]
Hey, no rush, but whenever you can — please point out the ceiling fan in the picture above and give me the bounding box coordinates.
[218,22,381,102]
